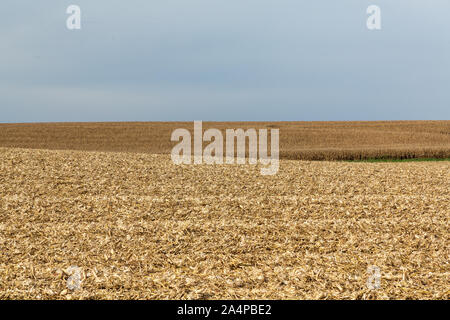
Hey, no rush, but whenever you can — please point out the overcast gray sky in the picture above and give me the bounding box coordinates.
[1,0,449,122]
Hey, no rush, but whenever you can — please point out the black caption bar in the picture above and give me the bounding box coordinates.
[1,300,443,319]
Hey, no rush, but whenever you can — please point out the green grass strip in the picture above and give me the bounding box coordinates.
[348,158,450,163]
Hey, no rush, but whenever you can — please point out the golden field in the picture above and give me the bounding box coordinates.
[0,147,448,299]
[1,121,449,160]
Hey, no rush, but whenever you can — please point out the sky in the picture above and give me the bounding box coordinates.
[1,0,449,122]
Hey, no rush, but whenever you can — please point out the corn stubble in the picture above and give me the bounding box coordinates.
[0,147,448,300]
[1,121,449,160]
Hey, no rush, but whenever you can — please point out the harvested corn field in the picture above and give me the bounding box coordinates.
[0,147,448,299]
[0,121,449,160]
